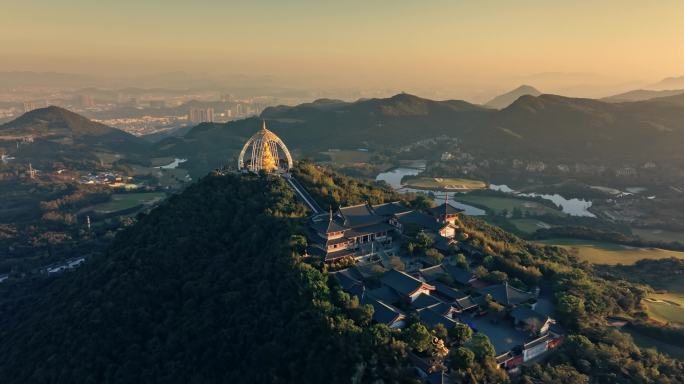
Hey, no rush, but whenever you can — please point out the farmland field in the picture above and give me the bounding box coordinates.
[83,192,167,214]
[402,177,487,191]
[537,238,684,265]
[632,228,684,244]
[455,195,565,217]
[643,293,684,326]
[509,218,552,234]
[321,150,371,163]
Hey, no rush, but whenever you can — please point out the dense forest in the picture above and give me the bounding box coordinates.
[1,165,682,383]
[0,172,416,383]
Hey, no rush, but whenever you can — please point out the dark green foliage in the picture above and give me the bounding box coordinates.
[469,334,496,361]
[402,323,432,353]
[448,323,473,346]
[0,173,413,383]
[292,160,401,208]
[448,347,474,371]
[523,331,684,383]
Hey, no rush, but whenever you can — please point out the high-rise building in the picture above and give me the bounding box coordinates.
[80,95,95,108]
[188,108,215,123]
[23,102,37,113]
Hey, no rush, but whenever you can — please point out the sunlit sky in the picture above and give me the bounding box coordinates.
[1,0,683,98]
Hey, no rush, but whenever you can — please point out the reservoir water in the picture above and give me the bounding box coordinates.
[490,184,595,217]
[375,161,486,216]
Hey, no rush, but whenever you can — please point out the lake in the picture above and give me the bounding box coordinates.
[490,184,595,217]
[158,158,188,170]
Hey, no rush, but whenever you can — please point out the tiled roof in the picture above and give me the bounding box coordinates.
[429,203,464,217]
[511,306,550,326]
[411,293,443,309]
[478,282,535,306]
[380,269,432,297]
[432,282,468,301]
[333,269,363,293]
[454,295,478,311]
[418,265,447,282]
[396,210,440,231]
[429,302,455,317]
[371,201,413,216]
[339,203,386,227]
[442,264,474,285]
[345,222,394,238]
[417,307,456,329]
[369,286,400,305]
[361,294,405,326]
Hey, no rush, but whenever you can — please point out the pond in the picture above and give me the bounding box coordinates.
[490,184,595,217]
[157,158,188,170]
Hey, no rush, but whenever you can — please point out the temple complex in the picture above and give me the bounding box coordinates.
[307,199,464,263]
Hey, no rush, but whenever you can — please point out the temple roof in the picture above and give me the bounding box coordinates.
[380,269,434,297]
[339,203,386,227]
[478,282,535,306]
[429,203,464,217]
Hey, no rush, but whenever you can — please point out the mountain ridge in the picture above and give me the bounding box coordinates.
[484,85,542,109]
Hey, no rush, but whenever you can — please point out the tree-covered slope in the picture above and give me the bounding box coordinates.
[0,173,412,383]
[0,106,150,169]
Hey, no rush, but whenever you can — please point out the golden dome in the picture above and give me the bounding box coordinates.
[237,121,293,172]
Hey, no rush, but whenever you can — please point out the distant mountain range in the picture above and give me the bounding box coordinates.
[484,85,542,109]
[0,106,149,168]
[602,89,684,103]
[5,90,684,176]
[649,75,684,90]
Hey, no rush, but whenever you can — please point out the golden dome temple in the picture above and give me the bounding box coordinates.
[237,121,293,173]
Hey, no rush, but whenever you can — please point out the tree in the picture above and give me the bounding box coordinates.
[470,333,496,361]
[453,253,468,269]
[448,323,473,345]
[416,231,433,249]
[448,347,475,371]
[432,323,448,340]
[403,323,432,353]
[410,194,432,210]
[425,248,444,265]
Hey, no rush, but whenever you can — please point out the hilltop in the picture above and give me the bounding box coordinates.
[484,85,542,109]
[0,172,414,383]
[0,106,150,169]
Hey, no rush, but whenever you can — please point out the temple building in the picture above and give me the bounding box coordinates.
[238,121,293,173]
[308,199,464,263]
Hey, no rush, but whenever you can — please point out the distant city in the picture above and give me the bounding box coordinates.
[0,89,278,136]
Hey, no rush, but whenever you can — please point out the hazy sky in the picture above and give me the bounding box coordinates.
[1,0,683,96]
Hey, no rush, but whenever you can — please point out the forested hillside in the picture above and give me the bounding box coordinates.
[0,172,414,383]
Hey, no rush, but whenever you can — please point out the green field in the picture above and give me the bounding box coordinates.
[456,195,565,217]
[643,293,684,326]
[85,192,167,214]
[321,150,371,163]
[402,177,487,191]
[625,327,684,360]
[509,218,552,234]
[537,238,684,265]
[632,228,684,244]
